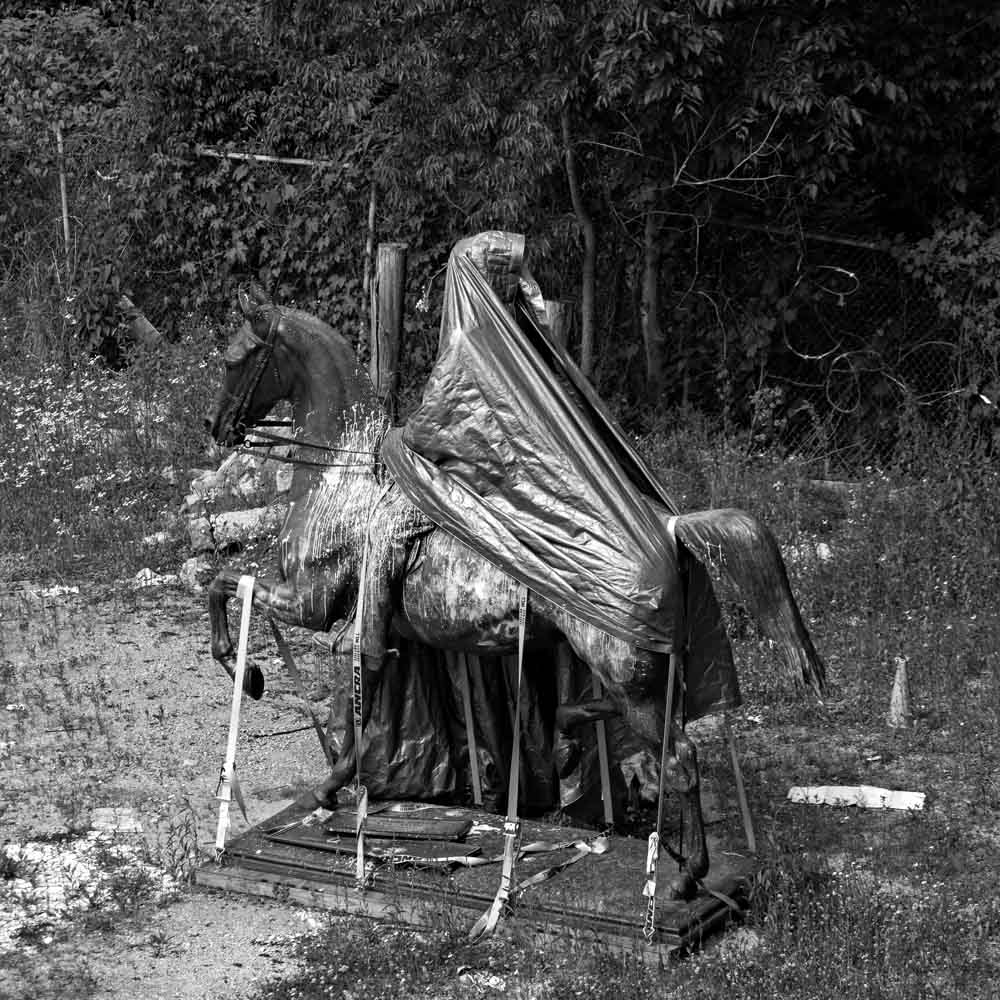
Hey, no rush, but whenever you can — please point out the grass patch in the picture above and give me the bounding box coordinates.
[0,326,222,582]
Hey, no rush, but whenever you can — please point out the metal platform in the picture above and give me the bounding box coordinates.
[196,800,753,957]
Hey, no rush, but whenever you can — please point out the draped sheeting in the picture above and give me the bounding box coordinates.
[381,232,740,720]
[384,236,684,652]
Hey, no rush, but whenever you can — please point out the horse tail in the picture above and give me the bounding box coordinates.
[674,508,826,698]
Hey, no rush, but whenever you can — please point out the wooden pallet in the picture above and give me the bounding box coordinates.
[196,801,753,957]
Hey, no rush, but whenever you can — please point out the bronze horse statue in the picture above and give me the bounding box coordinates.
[205,289,825,898]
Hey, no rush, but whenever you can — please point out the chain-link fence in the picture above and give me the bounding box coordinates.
[764,233,963,477]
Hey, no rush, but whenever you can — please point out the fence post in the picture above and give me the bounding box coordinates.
[54,122,71,283]
[544,298,572,347]
[370,242,408,421]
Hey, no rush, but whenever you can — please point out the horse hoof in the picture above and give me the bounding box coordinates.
[244,665,265,700]
[667,872,698,901]
[308,784,340,811]
[555,736,581,779]
[295,788,336,811]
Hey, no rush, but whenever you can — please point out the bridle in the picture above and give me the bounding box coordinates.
[221,308,282,444]
[221,306,384,471]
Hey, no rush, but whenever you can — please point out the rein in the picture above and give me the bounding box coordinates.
[244,426,381,458]
[240,425,385,472]
[223,308,384,471]
[225,310,281,439]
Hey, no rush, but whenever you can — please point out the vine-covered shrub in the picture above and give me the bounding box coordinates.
[0,5,134,356]
[895,209,1000,439]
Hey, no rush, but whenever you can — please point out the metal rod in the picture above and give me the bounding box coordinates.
[723,713,756,854]
[196,146,338,169]
[591,670,614,826]
[457,653,483,806]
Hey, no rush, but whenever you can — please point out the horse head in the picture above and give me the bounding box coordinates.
[206,289,372,451]
[205,287,292,447]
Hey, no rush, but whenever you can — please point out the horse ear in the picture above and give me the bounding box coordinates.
[248,283,272,308]
[237,287,257,319]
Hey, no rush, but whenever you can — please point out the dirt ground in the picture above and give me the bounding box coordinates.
[4,572,999,999]
[1,581,349,1000]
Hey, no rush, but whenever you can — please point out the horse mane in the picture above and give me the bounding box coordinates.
[260,302,385,420]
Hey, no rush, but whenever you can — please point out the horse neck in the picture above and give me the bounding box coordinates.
[283,337,368,450]
[274,323,387,496]
[288,414,391,575]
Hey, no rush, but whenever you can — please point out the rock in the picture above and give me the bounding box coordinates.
[717,927,763,959]
[132,568,179,589]
[92,806,143,833]
[187,514,214,554]
[180,556,215,591]
[189,469,222,502]
[275,465,294,493]
[235,471,262,501]
[211,506,285,551]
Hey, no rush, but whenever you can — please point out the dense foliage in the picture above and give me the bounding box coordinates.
[1,0,998,447]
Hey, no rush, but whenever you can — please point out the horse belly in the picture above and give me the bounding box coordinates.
[399,532,542,652]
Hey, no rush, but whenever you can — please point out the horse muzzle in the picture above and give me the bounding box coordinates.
[205,403,246,448]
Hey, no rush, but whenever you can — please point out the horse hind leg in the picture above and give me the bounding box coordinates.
[659,722,709,900]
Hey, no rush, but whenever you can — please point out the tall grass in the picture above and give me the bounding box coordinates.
[0,322,222,582]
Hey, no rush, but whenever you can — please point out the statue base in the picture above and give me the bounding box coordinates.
[196,799,754,957]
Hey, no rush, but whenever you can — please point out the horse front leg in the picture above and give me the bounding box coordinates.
[607,663,709,900]
[304,665,381,809]
[208,567,333,699]
[660,722,709,900]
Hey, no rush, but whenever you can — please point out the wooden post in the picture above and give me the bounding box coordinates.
[369,242,408,421]
[543,298,572,347]
[118,295,162,349]
[54,122,71,283]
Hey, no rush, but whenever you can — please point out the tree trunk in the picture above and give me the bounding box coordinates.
[560,108,596,378]
[641,210,665,400]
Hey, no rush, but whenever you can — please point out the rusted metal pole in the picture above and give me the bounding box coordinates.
[196,146,338,169]
[590,669,614,826]
[723,713,756,854]
[370,242,408,421]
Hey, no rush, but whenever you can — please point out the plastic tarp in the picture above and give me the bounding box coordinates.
[383,234,682,653]
[382,232,740,721]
